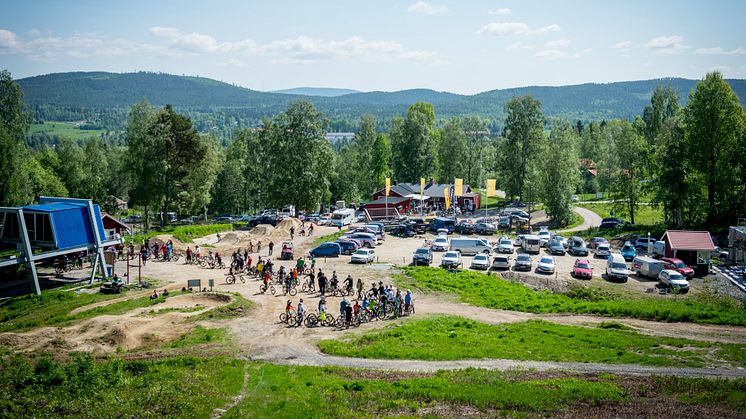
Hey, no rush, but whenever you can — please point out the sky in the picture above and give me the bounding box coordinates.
[1,0,745,94]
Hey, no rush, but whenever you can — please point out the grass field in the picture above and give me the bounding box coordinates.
[132,223,238,244]
[319,316,745,367]
[397,267,746,326]
[29,122,104,140]
[312,230,345,247]
[580,202,664,225]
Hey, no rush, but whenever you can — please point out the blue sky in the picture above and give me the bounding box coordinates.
[1,0,745,93]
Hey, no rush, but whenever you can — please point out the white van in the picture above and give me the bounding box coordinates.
[450,237,492,256]
[652,241,665,258]
[632,256,664,278]
[605,253,628,282]
[521,235,541,254]
[331,208,355,227]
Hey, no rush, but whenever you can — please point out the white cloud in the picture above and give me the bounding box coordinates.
[505,41,533,50]
[535,49,571,59]
[695,47,746,56]
[488,8,511,15]
[407,1,449,14]
[643,35,688,54]
[545,38,571,49]
[217,58,248,68]
[614,40,633,51]
[0,29,20,50]
[478,22,560,36]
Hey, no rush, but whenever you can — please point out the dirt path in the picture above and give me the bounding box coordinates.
[211,362,250,419]
[559,207,603,233]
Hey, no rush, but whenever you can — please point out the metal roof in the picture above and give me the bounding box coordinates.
[663,230,716,251]
[22,202,87,213]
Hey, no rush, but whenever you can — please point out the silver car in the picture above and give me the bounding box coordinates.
[470,253,490,270]
[497,237,514,254]
[491,255,512,270]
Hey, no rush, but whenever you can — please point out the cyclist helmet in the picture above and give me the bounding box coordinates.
[299,298,303,303]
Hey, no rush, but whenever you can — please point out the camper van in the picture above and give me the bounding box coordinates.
[632,256,664,278]
[331,208,355,227]
[449,237,492,256]
[521,235,541,254]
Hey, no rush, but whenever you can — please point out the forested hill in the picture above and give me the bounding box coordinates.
[271,87,360,97]
[18,71,746,130]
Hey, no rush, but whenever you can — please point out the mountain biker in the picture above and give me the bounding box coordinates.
[362,296,370,313]
[296,256,305,272]
[344,300,353,327]
[284,274,292,294]
[339,297,348,318]
[195,244,201,259]
[290,226,295,240]
[318,270,326,295]
[369,282,378,298]
[186,247,192,263]
[405,289,412,314]
[215,252,222,268]
[268,241,274,256]
[356,278,364,299]
[353,300,361,319]
[318,298,327,323]
[378,281,385,297]
[331,271,339,290]
[296,299,305,325]
[285,300,294,317]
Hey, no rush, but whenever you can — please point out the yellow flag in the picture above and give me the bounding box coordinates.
[420,177,425,195]
[385,178,390,196]
[454,178,463,197]
[444,187,450,210]
[486,179,496,197]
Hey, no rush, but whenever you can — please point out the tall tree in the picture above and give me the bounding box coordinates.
[462,115,488,186]
[54,138,86,197]
[239,128,266,212]
[643,86,680,146]
[683,71,745,224]
[539,120,579,226]
[80,139,109,204]
[125,99,159,231]
[264,101,334,211]
[354,115,376,195]
[499,96,545,201]
[370,133,392,191]
[604,120,646,224]
[436,117,468,183]
[391,102,437,182]
[0,70,32,205]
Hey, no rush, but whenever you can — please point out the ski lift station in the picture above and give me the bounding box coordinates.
[0,197,122,295]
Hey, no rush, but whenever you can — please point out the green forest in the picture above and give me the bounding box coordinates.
[2,69,745,230]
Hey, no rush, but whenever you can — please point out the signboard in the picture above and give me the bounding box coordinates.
[486,179,496,197]
[385,178,391,197]
[454,178,463,197]
[420,177,425,195]
[444,187,451,210]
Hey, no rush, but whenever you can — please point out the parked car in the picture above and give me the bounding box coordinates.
[514,235,525,247]
[711,246,729,260]
[497,237,514,254]
[455,221,475,235]
[620,241,637,261]
[497,216,511,230]
[491,255,512,270]
[344,232,378,248]
[571,258,593,279]
[658,269,690,293]
[412,247,434,266]
[605,253,629,282]
[432,236,449,251]
[317,213,332,225]
[474,222,497,235]
[306,213,320,222]
[571,195,579,202]
[660,258,694,279]
[513,254,532,271]
[351,248,376,264]
[536,256,556,274]
[547,238,566,256]
[440,251,462,269]
[470,253,491,270]
[390,225,415,238]
[450,237,492,255]
[587,237,609,249]
[537,229,551,247]
[599,220,622,229]
[595,243,611,258]
[633,238,653,250]
[335,239,359,255]
[568,237,589,256]
[309,242,341,258]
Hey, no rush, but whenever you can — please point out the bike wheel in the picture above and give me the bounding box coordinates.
[289,288,297,296]
[226,275,236,285]
[301,283,309,293]
[304,314,317,328]
[279,313,288,322]
[288,315,297,325]
[260,284,268,294]
[322,314,335,327]
[172,255,180,262]
[270,285,276,295]
[239,275,246,284]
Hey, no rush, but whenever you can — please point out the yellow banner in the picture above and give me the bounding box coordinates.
[454,178,463,197]
[486,179,496,197]
[420,177,425,195]
[385,178,390,196]
[444,187,450,210]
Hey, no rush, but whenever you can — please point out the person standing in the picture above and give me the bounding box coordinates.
[268,241,274,256]
[290,226,295,240]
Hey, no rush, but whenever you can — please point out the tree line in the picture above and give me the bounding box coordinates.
[1,69,744,229]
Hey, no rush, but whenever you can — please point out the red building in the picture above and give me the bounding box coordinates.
[101,213,131,237]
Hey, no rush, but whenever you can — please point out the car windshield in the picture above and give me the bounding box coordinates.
[474,255,488,261]
[415,249,429,254]
[435,238,447,243]
[623,245,633,251]
[517,255,530,261]
[598,245,609,250]
[539,232,550,237]
[612,262,626,269]
[670,273,685,281]
[577,263,590,269]
[540,258,553,264]
[445,252,459,258]
[354,250,367,255]
[674,261,686,268]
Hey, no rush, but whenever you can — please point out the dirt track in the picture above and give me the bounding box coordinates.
[6,221,746,378]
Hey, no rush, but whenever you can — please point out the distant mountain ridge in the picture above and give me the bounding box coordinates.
[271,87,360,97]
[17,72,746,128]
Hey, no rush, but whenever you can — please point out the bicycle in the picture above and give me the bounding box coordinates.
[301,279,316,293]
[279,310,296,324]
[226,273,246,285]
[170,253,182,262]
[259,283,276,295]
[304,312,320,327]
[404,300,416,316]
[282,284,297,296]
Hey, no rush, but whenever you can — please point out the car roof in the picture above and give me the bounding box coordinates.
[576,259,590,264]
[661,257,682,263]
[662,269,683,275]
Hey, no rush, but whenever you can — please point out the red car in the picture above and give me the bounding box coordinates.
[587,237,609,249]
[661,258,694,278]
[571,259,593,279]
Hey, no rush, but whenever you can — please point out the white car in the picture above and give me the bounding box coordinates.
[514,235,524,247]
[351,248,375,264]
[432,236,449,251]
[497,237,514,254]
[470,253,490,270]
[441,251,462,269]
[595,243,611,258]
[658,269,690,293]
[572,195,579,202]
[536,256,556,274]
[491,255,512,270]
[317,213,332,226]
[538,230,551,247]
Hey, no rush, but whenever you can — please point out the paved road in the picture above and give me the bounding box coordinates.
[558,207,603,233]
